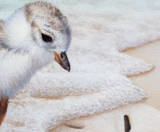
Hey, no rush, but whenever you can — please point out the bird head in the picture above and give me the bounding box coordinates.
[1,2,71,72]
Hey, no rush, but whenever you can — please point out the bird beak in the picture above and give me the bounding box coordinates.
[53,51,71,72]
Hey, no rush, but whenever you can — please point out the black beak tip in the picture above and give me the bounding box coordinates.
[61,63,71,72]
[67,66,70,72]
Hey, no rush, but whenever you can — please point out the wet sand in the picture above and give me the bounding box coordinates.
[125,40,160,110]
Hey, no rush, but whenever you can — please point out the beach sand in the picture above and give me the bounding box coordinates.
[126,40,160,110]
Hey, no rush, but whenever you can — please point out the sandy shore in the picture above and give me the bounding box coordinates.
[51,41,160,132]
[125,40,160,110]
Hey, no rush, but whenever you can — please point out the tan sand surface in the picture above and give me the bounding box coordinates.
[52,103,160,132]
[125,40,160,110]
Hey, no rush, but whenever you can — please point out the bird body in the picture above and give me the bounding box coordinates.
[0,1,71,125]
[0,47,53,99]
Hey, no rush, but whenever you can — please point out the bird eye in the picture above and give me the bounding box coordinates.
[41,33,53,43]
